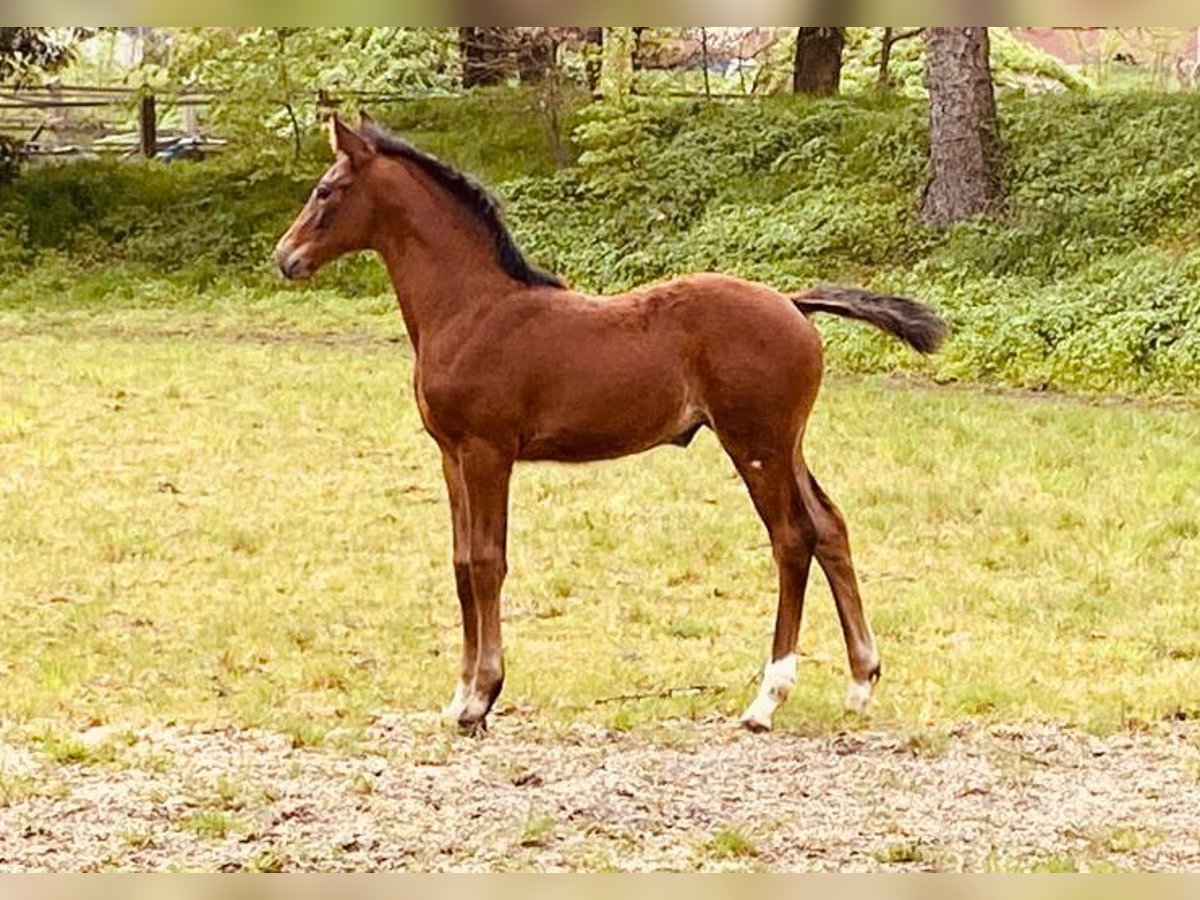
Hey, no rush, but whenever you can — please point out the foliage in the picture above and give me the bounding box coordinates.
[2,88,1199,394]
[988,28,1091,93]
[513,94,931,288]
[839,27,1089,97]
[599,27,634,100]
[0,27,89,83]
[606,28,1088,100]
[0,91,577,298]
[0,154,315,281]
[508,90,1200,394]
[166,28,459,159]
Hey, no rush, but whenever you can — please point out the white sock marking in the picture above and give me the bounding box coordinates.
[441,681,469,722]
[844,678,873,714]
[740,653,797,731]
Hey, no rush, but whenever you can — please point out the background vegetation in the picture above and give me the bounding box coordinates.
[2,86,1198,395]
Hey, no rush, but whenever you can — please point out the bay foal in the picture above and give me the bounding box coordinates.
[276,115,946,733]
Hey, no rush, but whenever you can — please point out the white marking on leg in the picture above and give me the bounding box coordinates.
[843,678,873,714]
[459,649,503,725]
[739,653,796,732]
[844,639,880,715]
[441,680,470,723]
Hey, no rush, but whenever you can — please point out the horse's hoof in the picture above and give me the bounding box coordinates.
[456,716,488,738]
[739,714,772,734]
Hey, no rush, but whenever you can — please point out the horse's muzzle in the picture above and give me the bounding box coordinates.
[275,244,311,281]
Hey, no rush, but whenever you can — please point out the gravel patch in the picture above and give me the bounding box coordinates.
[2,716,1198,872]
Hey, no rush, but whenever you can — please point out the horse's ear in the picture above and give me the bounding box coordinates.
[328,113,372,167]
[358,111,376,131]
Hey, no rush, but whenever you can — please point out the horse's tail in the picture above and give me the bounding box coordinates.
[791,285,948,355]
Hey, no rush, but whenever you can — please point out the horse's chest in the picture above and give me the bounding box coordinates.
[413,370,485,442]
[413,374,448,437]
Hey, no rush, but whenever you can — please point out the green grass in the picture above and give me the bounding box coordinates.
[0,297,1197,740]
[179,809,240,840]
[872,839,943,868]
[518,810,558,848]
[0,770,67,806]
[705,827,759,860]
[33,728,132,765]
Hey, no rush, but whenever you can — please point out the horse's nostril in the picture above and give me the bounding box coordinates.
[277,251,304,280]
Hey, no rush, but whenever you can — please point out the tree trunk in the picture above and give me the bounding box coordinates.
[792,27,844,95]
[459,27,509,88]
[583,27,603,93]
[877,28,924,92]
[921,27,1003,225]
[878,27,895,90]
[516,29,557,84]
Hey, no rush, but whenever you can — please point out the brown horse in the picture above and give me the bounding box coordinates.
[276,114,946,733]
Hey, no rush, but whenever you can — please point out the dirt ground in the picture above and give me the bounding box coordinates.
[1,715,1197,872]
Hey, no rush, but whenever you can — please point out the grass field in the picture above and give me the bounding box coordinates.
[1,293,1198,749]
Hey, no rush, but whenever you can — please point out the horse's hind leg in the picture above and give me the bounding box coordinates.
[797,465,881,713]
[720,440,818,732]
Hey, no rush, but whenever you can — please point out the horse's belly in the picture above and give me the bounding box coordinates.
[516,393,703,463]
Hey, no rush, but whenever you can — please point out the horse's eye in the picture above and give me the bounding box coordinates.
[314,185,332,201]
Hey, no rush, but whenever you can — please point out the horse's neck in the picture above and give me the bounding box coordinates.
[376,214,513,351]
[369,158,520,349]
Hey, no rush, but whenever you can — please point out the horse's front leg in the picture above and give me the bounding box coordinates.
[455,440,514,733]
[439,451,477,723]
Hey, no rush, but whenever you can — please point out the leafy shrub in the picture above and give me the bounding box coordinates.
[0,155,315,274]
[2,88,1198,395]
[507,91,1200,394]
[839,27,1089,97]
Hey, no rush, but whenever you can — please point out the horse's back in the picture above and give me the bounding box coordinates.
[616,271,824,377]
[622,273,826,433]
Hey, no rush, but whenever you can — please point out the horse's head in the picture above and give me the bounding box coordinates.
[275,114,380,280]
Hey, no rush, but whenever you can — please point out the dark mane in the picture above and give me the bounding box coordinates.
[362,123,566,290]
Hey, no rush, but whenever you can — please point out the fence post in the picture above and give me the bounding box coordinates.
[140,93,157,157]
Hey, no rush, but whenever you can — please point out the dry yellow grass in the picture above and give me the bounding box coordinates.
[1,301,1197,741]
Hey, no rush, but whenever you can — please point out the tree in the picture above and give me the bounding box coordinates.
[600,27,634,101]
[877,27,924,91]
[0,27,87,83]
[792,27,844,95]
[458,27,511,88]
[168,28,456,160]
[921,27,1003,225]
[514,29,562,84]
[0,28,89,183]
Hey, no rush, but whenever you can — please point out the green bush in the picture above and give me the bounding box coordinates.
[2,89,1198,395]
[507,91,1200,394]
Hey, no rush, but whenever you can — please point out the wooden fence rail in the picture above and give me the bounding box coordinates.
[0,81,761,158]
[0,83,215,157]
